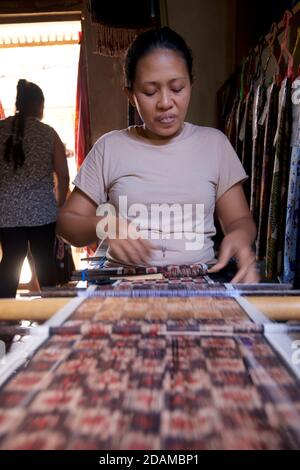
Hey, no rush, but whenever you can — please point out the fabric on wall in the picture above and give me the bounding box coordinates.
[88,0,159,57]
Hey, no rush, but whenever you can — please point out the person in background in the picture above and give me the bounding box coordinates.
[0,79,69,298]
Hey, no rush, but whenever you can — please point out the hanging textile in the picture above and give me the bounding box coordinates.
[224,94,239,147]
[88,0,157,57]
[256,82,279,260]
[0,99,5,119]
[75,33,92,169]
[239,84,254,204]
[295,223,300,288]
[266,77,293,279]
[283,74,300,284]
[235,60,247,158]
[266,12,294,279]
[250,65,267,226]
[217,10,300,282]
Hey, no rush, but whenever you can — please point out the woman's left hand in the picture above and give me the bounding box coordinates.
[207,229,260,283]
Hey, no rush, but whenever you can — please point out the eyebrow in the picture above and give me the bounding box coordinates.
[142,77,188,85]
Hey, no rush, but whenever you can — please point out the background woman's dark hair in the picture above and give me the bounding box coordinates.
[124,26,194,90]
[4,79,44,172]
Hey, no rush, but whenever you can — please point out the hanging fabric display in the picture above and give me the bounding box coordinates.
[266,12,294,279]
[250,44,267,226]
[256,81,279,260]
[88,0,158,57]
[217,9,299,283]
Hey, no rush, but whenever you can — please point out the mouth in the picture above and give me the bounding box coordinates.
[157,115,177,124]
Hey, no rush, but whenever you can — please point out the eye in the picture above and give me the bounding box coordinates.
[143,91,156,96]
[172,88,184,93]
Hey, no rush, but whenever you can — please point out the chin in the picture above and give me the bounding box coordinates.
[157,126,181,137]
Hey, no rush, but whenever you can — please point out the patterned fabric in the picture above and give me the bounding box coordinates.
[0,116,58,227]
[224,96,238,147]
[251,80,266,226]
[240,86,254,204]
[0,299,300,449]
[71,297,248,325]
[73,264,208,282]
[266,78,293,279]
[256,82,279,260]
[1,295,300,450]
[235,98,245,158]
[284,77,300,284]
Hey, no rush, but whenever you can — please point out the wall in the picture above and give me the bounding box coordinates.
[166,0,236,127]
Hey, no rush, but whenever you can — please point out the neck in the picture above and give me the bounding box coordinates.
[139,123,184,145]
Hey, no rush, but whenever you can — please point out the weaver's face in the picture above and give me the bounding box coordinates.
[128,48,192,141]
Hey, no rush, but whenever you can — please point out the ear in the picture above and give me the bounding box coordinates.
[123,86,136,107]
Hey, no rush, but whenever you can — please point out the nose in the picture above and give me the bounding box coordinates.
[157,89,173,109]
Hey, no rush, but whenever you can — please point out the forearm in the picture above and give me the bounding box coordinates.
[223,216,257,246]
[56,211,99,247]
[56,177,70,208]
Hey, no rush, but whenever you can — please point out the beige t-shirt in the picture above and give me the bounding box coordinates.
[74,122,247,266]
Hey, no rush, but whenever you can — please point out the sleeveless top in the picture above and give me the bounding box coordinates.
[0,116,58,227]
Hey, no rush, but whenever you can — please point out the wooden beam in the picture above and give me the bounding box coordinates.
[0,38,79,48]
[0,298,70,321]
[246,296,300,321]
[0,11,82,24]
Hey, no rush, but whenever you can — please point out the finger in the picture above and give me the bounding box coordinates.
[137,240,153,259]
[207,242,234,273]
[112,246,132,266]
[126,240,148,265]
[231,260,257,283]
[231,248,256,283]
[124,241,144,265]
[238,265,260,284]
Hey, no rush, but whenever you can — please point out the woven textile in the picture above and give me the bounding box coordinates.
[266,78,292,279]
[256,82,279,260]
[0,324,300,449]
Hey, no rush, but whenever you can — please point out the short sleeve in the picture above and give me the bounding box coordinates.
[216,134,248,200]
[73,143,108,205]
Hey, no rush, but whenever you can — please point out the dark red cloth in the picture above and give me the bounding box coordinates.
[75,33,92,168]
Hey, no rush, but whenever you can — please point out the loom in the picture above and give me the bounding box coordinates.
[0,267,300,449]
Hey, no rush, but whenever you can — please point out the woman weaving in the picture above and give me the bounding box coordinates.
[58,27,258,283]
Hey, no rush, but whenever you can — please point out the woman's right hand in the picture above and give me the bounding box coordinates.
[96,215,153,265]
[108,237,153,265]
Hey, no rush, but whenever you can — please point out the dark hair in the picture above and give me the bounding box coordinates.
[124,27,194,90]
[4,79,44,171]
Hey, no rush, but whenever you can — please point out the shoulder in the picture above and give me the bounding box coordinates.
[90,128,132,160]
[26,118,58,140]
[32,118,56,134]
[93,128,129,147]
[186,123,228,144]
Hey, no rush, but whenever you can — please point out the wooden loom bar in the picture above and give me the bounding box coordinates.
[246,296,300,321]
[0,296,299,322]
[0,298,71,321]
